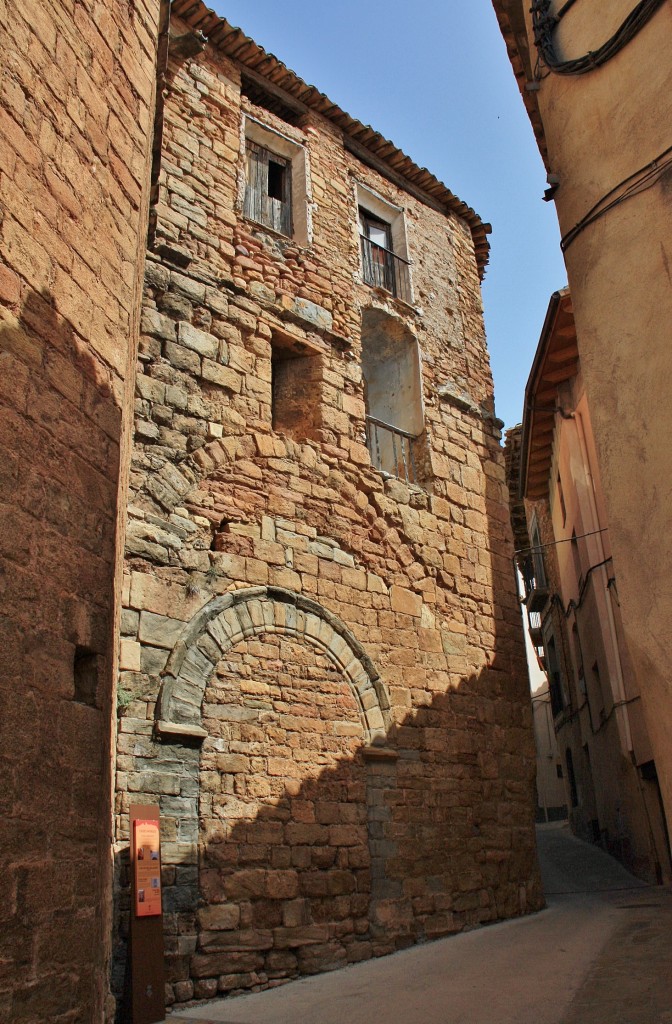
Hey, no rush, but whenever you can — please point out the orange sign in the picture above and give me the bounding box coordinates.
[133,819,162,917]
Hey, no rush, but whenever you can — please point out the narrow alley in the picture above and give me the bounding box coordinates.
[167,825,672,1024]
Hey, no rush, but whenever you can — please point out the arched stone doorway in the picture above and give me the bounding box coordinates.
[153,587,392,995]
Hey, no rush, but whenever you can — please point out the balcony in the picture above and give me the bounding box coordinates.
[365,415,419,484]
[360,235,411,304]
[521,554,550,613]
[528,610,543,645]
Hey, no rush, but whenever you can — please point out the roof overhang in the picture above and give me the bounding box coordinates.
[519,288,578,501]
[490,0,549,169]
[171,0,492,278]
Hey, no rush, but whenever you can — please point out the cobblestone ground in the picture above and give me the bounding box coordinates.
[164,823,672,1024]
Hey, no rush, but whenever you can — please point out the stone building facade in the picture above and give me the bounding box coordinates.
[0,2,542,1019]
[111,2,541,1012]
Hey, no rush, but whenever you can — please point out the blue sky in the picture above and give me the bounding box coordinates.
[208,1,567,430]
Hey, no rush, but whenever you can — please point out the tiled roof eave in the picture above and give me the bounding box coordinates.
[170,0,491,278]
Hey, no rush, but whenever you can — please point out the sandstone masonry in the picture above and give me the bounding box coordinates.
[111,4,542,1013]
[0,1,160,1021]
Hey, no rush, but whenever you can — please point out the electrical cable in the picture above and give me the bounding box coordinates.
[531,0,666,76]
[514,526,607,559]
[560,144,672,252]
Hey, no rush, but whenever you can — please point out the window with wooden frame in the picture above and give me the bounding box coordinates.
[359,207,395,293]
[244,140,292,237]
[355,182,412,304]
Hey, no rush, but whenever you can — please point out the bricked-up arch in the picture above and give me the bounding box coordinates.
[155,586,390,744]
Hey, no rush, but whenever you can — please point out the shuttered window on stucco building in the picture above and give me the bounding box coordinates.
[244,140,292,236]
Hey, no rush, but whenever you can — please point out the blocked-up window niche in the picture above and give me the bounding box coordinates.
[271,332,322,441]
[361,308,426,485]
[74,646,99,707]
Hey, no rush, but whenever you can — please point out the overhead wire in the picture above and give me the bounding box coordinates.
[560,144,672,252]
[531,0,666,76]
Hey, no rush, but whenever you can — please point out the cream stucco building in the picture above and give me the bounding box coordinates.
[516,290,671,882]
[493,0,672,850]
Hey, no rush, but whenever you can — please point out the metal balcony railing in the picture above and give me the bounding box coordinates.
[360,235,411,303]
[365,415,419,484]
[528,610,543,643]
[521,554,550,613]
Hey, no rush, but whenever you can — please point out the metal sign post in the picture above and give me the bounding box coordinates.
[129,804,165,1023]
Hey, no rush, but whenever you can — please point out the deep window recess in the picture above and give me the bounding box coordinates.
[74,646,99,707]
[572,622,586,696]
[565,747,579,808]
[545,632,569,718]
[244,140,292,236]
[571,529,583,591]
[270,332,322,441]
[591,660,606,722]
[557,473,567,526]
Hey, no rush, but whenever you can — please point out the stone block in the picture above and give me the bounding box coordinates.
[197,904,240,931]
[138,611,186,650]
[119,639,141,671]
[164,340,201,374]
[390,585,422,617]
[200,358,242,391]
[141,307,176,341]
[178,321,218,358]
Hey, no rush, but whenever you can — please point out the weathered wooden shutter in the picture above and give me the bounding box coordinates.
[275,155,292,237]
[244,141,292,236]
[244,140,267,225]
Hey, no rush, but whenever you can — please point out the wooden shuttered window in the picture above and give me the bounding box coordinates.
[244,140,292,237]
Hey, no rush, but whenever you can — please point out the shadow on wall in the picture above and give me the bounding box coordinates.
[113,655,542,1012]
[0,289,123,1022]
[111,332,535,1012]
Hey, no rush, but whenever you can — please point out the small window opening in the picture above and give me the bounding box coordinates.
[592,660,606,721]
[358,207,411,302]
[546,635,565,717]
[565,747,579,807]
[267,160,285,201]
[572,623,586,695]
[244,141,292,236]
[556,763,564,779]
[355,182,412,304]
[74,646,99,707]
[571,529,583,591]
[557,473,567,526]
[211,517,230,551]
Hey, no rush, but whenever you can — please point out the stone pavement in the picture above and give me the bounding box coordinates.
[165,823,672,1024]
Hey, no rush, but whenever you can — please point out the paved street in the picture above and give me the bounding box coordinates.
[167,823,672,1024]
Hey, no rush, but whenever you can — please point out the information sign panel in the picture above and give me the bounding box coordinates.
[129,804,164,1024]
[133,819,162,917]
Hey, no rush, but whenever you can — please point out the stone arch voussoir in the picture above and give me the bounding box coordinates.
[155,587,390,744]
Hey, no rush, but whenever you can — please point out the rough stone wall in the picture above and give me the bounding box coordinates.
[0,1,160,1020]
[113,33,541,1011]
